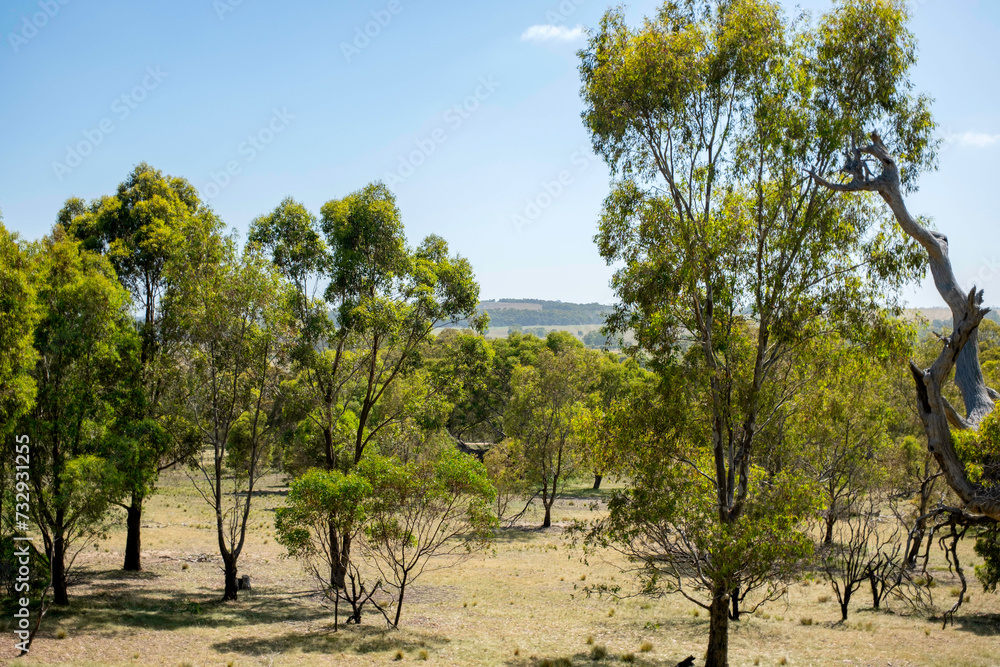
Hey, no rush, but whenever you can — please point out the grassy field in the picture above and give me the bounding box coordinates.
[3,470,999,667]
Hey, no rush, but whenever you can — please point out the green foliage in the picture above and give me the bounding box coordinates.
[275,468,372,561]
[973,525,1000,593]
[0,218,37,438]
[277,448,496,625]
[18,228,138,600]
[578,2,932,659]
[506,344,594,526]
[952,406,1000,487]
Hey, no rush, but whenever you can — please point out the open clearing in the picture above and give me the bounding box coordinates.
[2,469,998,667]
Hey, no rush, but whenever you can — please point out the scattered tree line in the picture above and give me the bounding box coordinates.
[1,2,999,665]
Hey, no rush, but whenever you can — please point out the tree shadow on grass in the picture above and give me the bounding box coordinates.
[504,650,677,666]
[951,612,1000,636]
[211,624,449,657]
[45,585,328,634]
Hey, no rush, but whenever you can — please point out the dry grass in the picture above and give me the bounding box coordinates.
[1,470,998,666]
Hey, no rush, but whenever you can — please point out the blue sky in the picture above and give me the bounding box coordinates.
[1,0,997,307]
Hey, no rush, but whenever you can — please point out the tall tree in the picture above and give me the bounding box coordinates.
[21,228,135,604]
[268,183,485,595]
[60,163,217,571]
[171,234,289,601]
[0,214,37,437]
[580,0,933,662]
[0,216,39,549]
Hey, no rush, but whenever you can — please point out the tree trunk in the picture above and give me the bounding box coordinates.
[223,557,239,601]
[52,536,68,606]
[824,513,835,545]
[868,572,880,610]
[906,522,925,568]
[811,133,1000,520]
[840,588,851,621]
[706,591,730,667]
[393,574,408,628]
[329,521,348,589]
[123,496,143,571]
[592,474,602,490]
[730,584,740,621]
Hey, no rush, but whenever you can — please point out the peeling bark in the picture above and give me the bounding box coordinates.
[810,132,1000,521]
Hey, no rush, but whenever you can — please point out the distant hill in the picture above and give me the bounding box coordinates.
[906,307,1000,334]
[466,299,612,327]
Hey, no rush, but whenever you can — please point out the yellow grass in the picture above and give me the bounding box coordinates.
[2,470,998,666]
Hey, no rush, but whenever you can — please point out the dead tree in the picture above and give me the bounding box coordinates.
[811,132,1000,618]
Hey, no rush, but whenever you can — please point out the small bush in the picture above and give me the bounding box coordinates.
[607,608,615,617]
[394,650,404,661]
[590,645,607,660]
[950,587,962,597]
[622,653,635,663]
[800,618,813,626]
[639,641,653,652]
[56,628,67,639]
[418,649,428,660]
[182,563,189,571]
[817,595,829,603]
[586,635,594,644]
[778,658,788,665]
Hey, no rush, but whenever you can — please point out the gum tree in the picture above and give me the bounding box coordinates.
[170,232,289,601]
[580,0,933,662]
[264,184,485,595]
[61,164,218,571]
[21,228,136,604]
[0,216,38,541]
[505,341,593,528]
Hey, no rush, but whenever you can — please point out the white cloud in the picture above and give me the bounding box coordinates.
[946,131,1000,148]
[520,24,585,43]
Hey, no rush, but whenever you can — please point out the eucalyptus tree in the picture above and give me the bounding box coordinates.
[20,228,137,604]
[580,0,933,662]
[787,343,897,543]
[0,215,37,437]
[505,340,594,528]
[265,184,485,595]
[60,164,218,571]
[0,217,39,540]
[169,231,290,601]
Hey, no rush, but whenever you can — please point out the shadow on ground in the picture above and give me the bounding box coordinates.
[952,612,1000,636]
[45,579,327,635]
[504,649,684,666]
[211,624,449,657]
